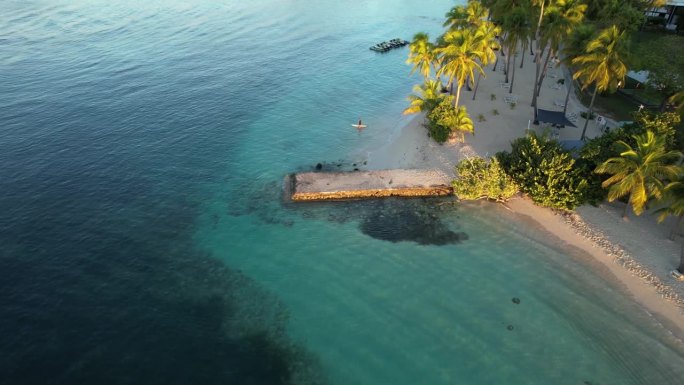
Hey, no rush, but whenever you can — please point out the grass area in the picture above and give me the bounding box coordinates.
[620,88,662,106]
[576,86,637,121]
[629,32,684,72]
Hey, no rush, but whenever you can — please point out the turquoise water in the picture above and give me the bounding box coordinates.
[2,1,684,384]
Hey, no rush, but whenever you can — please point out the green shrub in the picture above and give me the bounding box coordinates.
[427,97,474,143]
[492,109,499,115]
[452,157,519,202]
[490,93,496,101]
[510,102,516,109]
[426,119,451,143]
[580,111,596,120]
[497,132,588,210]
[477,114,486,122]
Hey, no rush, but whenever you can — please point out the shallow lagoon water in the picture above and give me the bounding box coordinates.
[2,1,684,384]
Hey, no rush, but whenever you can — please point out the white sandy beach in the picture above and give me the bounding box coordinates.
[363,47,684,335]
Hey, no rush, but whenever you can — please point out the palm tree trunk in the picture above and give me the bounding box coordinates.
[562,77,572,115]
[509,47,517,93]
[533,1,546,63]
[536,49,553,97]
[536,1,546,39]
[505,47,512,82]
[679,241,684,273]
[520,40,526,69]
[455,84,462,109]
[581,87,598,141]
[531,45,544,108]
[472,72,482,100]
[670,214,683,240]
[493,54,499,72]
[529,37,534,55]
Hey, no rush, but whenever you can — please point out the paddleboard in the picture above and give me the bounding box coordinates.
[351,124,367,128]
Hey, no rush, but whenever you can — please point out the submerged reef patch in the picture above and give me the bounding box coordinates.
[359,199,467,245]
[0,189,327,385]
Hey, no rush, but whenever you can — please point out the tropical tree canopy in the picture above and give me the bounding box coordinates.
[429,102,475,142]
[572,25,628,93]
[572,25,628,140]
[403,79,445,115]
[435,28,486,108]
[656,174,684,224]
[406,32,437,79]
[595,130,682,216]
[541,0,587,54]
[452,157,519,202]
[562,23,595,68]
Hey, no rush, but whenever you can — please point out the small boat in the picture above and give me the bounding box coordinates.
[351,124,367,128]
[369,38,409,53]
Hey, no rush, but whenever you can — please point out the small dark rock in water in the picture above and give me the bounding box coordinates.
[353,163,357,167]
[337,164,341,167]
[315,163,323,170]
[507,325,514,331]
[353,168,359,171]
[512,297,520,304]
[363,161,367,165]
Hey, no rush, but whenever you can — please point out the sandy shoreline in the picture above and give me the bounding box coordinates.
[361,45,684,337]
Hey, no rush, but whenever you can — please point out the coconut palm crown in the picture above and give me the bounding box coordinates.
[572,25,628,140]
[435,28,486,109]
[406,32,438,80]
[595,130,682,218]
[403,79,445,115]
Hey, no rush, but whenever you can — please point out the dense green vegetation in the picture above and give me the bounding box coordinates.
[428,100,475,142]
[452,157,519,202]
[410,0,684,269]
[497,132,588,210]
[404,0,499,143]
[595,130,681,217]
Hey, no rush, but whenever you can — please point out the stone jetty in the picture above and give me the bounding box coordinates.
[288,169,453,201]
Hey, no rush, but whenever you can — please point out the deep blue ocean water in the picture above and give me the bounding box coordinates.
[2,1,684,384]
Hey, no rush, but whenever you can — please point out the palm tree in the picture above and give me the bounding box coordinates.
[451,106,475,142]
[502,7,530,93]
[435,28,486,109]
[444,5,469,30]
[403,79,445,115]
[465,0,488,27]
[532,0,586,108]
[572,25,628,141]
[656,173,684,240]
[472,21,501,100]
[655,174,684,272]
[595,130,682,218]
[669,91,684,112]
[531,0,548,46]
[559,24,594,114]
[406,32,438,80]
